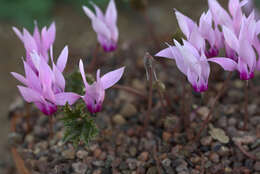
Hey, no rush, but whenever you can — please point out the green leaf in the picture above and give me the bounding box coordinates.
[61,103,98,147]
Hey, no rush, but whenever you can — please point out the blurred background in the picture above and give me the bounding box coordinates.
[0,0,259,173]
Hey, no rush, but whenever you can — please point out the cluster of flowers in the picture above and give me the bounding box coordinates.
[156,0,260,92]
[11,0,124,116]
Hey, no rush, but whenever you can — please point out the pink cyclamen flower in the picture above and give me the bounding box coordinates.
[83,0,118,52]
[13,22,56,71]
[212,24,257,80]
[175,10,222,58]
[79,59,124,113]
[156,39,210,92]
[11,46,80,115]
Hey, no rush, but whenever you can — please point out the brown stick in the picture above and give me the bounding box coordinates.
[235,142,259,161]
[243,81,249,130]
[88,44,100,73]
[144,67,153,130]
[195,72,232,141]
[113,84,147,99]
[153,146,162,174]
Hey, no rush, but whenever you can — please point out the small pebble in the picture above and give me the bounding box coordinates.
[161,158,171,167]
[200,136,212,146]
[209,152,220,163]
[72,162,87,173]
[138,152,149,162]
[120,103,137,118]
[76,150,88,159]
[113,114,126,125]
[62,149,75,160]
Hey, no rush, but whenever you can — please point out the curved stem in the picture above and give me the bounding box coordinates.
[144,67,153,130]
[195,72,232,142]
[243,81,249,130]
[88,44,100,73]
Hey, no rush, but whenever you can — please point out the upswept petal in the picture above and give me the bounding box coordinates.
[175,10,197,39]
[208,57,238,71]
[238,39,256,71]
[105,0,117,26]
[208,0,232,27]
[222,26,239,52]
[17,86,43,103]
[56,46,68,72]
[92,18,111,40]
[55,92,80,105]
[79,59,88,87]
[41,22,56,52]
[155,47,173,59]
[12,27,23,41]
[11,72,27,85]
[23,60,41,92]
[101,67,125,89]
[82,6,96,20]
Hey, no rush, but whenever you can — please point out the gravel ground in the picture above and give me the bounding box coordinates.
[0,0,210,173]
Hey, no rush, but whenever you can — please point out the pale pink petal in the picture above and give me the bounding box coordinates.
[92,18,111,39]
[101,67,125,89]
[11,72,27,85]
[208,57,238,71]
[105,0,117,26]
[155,47,173,59]
[56,46,68,72]
[91,3,105,20]
[23,60,41,91]
[82,6,96,20]
[55,92,80,105]
[22,28,38,53]
[33,21,41,47]
[175,10,197,38]
[42,22,56,52]
[222,26,239,52]
[208,0,232,27]
[12,27,23,41]
[17,86,43,103]
[238,40,256,71]
[79,59,88,87]
[53,65,65,91]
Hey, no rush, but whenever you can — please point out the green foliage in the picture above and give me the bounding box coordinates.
[65,70,85,95]
[0,0,54,28]
[62,103,98,147]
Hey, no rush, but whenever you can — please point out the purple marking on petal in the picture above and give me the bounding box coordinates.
[240,72,249,80]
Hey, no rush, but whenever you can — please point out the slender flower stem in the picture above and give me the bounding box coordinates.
[49,116,54,139]
[142,9,160,48]
[113,84,147,99]
[195,72,232,142]
[243,81,249,130]
[144,67,153,130]
[158,89,167,112]
[88,44,100,73]
[25,103,31,133]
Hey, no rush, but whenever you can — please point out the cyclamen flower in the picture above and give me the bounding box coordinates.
[13,22,56,71]
[175,10,222,57]
[156,39,210,92]
[83,0,118,52]
[79,59,124,113]
[11,46,80,115]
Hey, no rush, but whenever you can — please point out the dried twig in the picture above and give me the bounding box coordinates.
[235,142,259,161]
[153,146,162,174]
[113,84,147,99]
